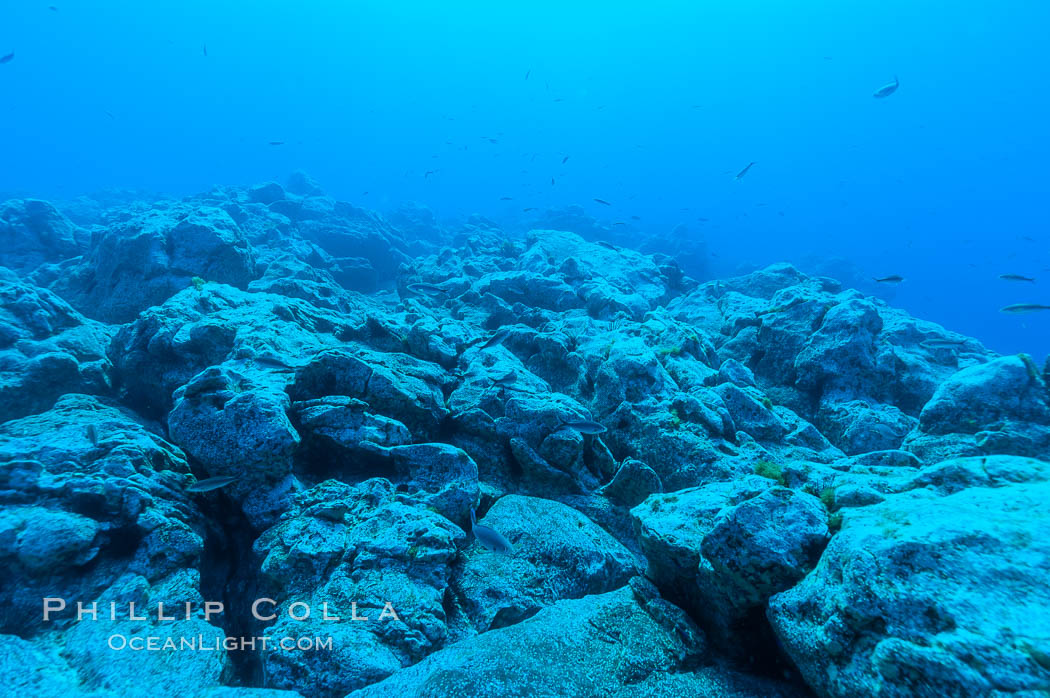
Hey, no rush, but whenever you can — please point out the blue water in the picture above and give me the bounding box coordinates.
[2,0,1048,357]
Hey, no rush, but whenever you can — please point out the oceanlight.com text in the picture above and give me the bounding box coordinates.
[107,634,334,652]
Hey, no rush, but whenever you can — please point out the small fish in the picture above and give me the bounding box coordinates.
[735,162,756,180]
[593,198,611,206]
[424,170,438,179]
[873,275,904,284]
[49,5,58,10]
[470,508,514,553]
[203,44,208,57]
[551,177,556,186]
[104,110,115,120]
[873,75,899,98]
[596,241,618,250]
[268,141,284,146]
[85,425,99,446]
[492,373,517,387]
[1000,303,1050,314]
[524,69,531,81]
[523,207,537,212]
[0,53,13,64]
[253,356,295,370]
[481,328,512,350]
[630,215,641,221]
[186,475,238,492]
[561,155,570,164]
[559,419,607,435]
[1000,274,1036,283]
[407,282,448,296]
[500,196,513,201]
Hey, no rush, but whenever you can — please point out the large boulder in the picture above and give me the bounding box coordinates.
[0,269,114,422]
[633,477,828,650]
[288,346,449,438]
[769,474,1050,697]
[453,495,637,631]
[168,364,302,529]
[350,581,805,698]
[920,355,1050,433]
[107,283,359,418]
[911,355,1050,460]
[54,205,257,323]
[0,394,234,695]
[252,479,465,697]
[0,198,84,272]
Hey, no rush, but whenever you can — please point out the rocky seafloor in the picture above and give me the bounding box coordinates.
[2,173,1049,697]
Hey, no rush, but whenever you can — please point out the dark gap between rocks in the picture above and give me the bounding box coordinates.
[198,490,264,687]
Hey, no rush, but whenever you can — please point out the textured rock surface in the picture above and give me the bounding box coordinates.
[54,205,258,323]
[633,477,828,650]
[0,198,84,273]
[252,479,464,696]
[0,269,114,422]
[770,477,1050,698]
[350,583,806,698]
[0,393,234,696]
[3,179,1046,697]
[453,495,637,631]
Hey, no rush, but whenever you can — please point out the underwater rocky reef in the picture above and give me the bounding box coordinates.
[2,173,1049,697]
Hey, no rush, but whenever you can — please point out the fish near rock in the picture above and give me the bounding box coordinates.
[480,328,512,350]
[470,507,514,553]
[186,475,238,492]
[454,496,638,633]
[559,419,607,435]
[406,282,448,297]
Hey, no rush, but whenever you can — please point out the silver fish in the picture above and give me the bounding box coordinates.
[481,328,512,350]
[873,76,899,98]
[999,274,1036,283]
[253,356,295,370]
[407,282,448,296]
[1001,303,1050,314]
[470,507,514,553]
[186,475,238,492]
[560,419,607,435]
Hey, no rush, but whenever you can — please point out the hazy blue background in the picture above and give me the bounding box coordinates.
[1,0,1048,357]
